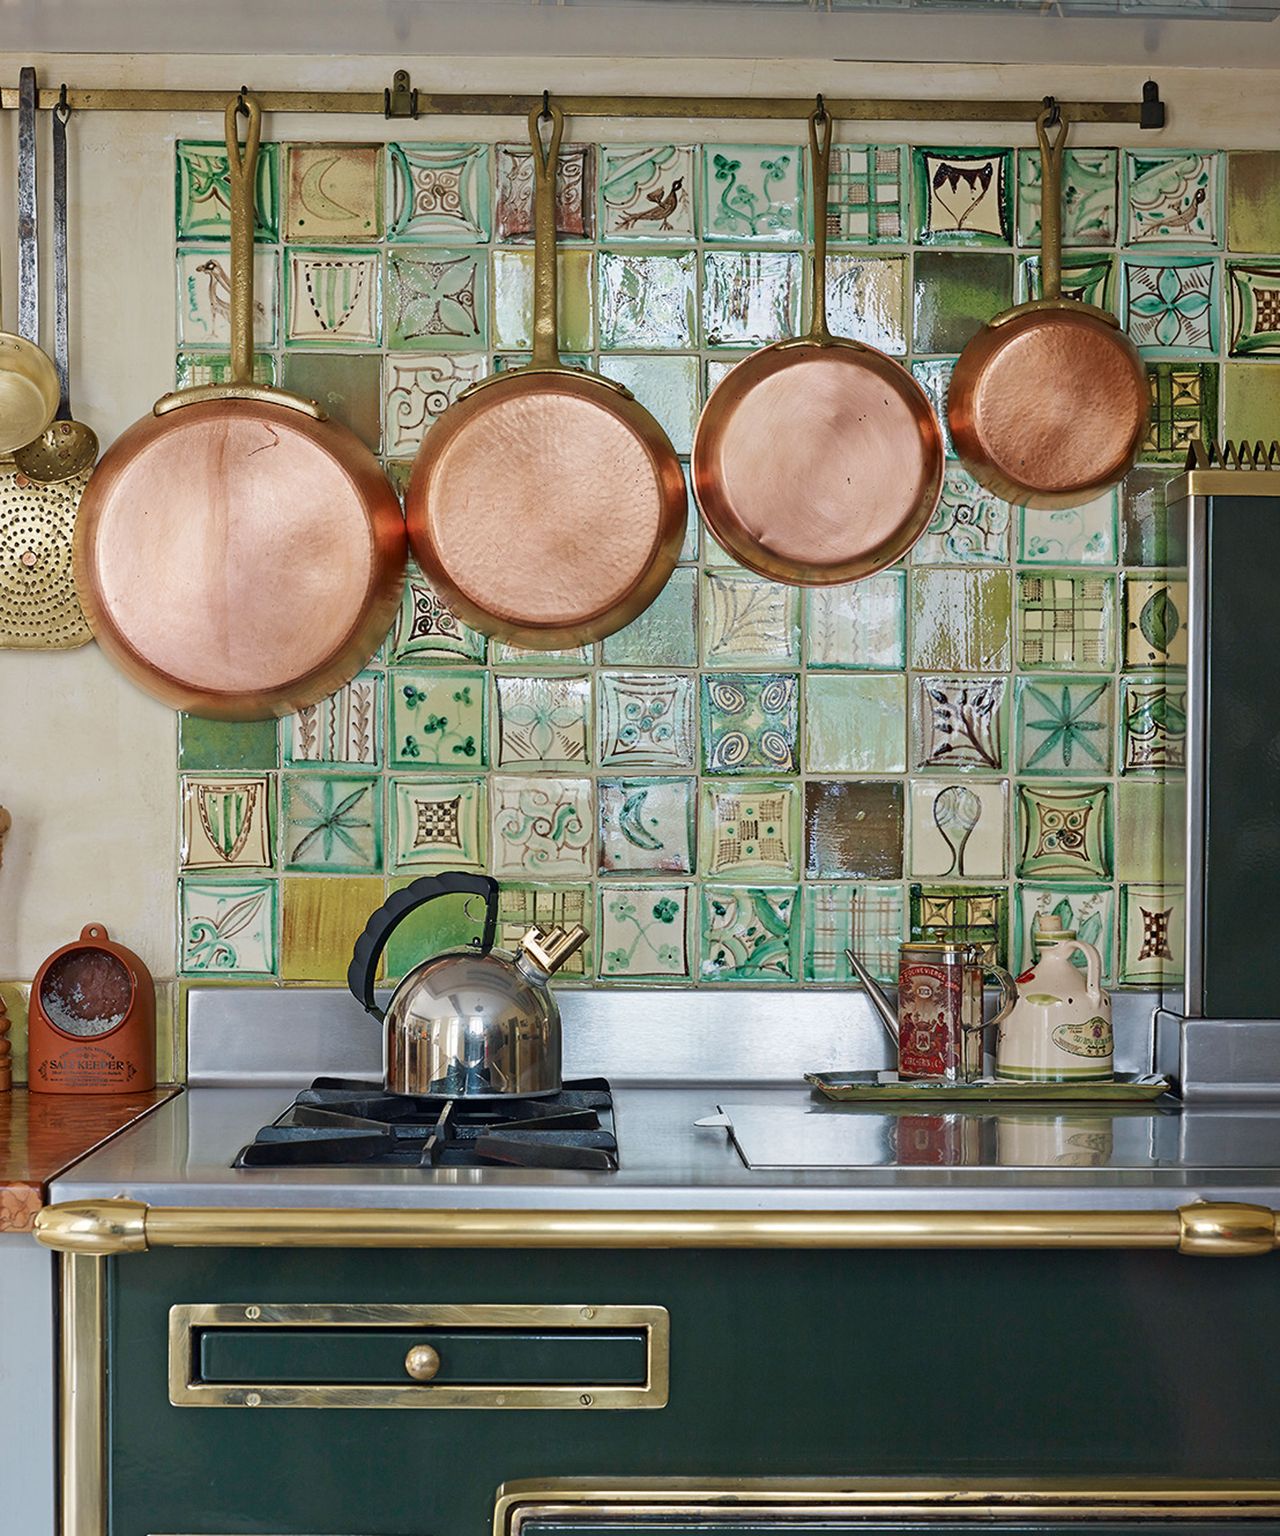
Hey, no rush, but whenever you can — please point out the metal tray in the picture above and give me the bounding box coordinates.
[805,1071,1173,1103]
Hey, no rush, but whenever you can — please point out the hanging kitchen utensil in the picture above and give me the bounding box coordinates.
[405,99,685,649]
[691,100,944,585]
[0,68,58,457]
[948,102,1147,509]
[73,92,405,720]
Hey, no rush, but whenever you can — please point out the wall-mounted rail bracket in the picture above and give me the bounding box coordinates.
[384,69,419,121]
[1141,79,1166,130]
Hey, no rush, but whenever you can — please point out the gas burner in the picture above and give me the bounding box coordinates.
[233,1077,618,1171]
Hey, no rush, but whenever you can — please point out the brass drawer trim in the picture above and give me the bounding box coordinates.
[168,1302,669,1410]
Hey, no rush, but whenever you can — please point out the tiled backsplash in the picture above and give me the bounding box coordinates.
[170,131,1269,991]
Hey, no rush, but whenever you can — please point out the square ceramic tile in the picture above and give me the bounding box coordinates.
[910,779,1007,881]
[284,671,383,767]
[824,255,907,353]
[281,876,384,982]
[1016,252,1114,309]
[281,352,382,450]
[492,641,593,666]
[598,672,695,769]
[1017,573,1114,670]
[390,572,487,663]
[179,774,273,871]
[1227,151,1280,253]
[1123,576,1188,668]
[1115,779,1183,884]
[909,358,957,456]
[1016,147,1117,248]
[176,139,279,241]
[1119,883,1184,983]
[1015,884,1115,980]
[180,878,277,975]
[909,884,1008,967]
[491,249,594,351]
[384,247,486,350]
[1017,782,1112,880]
[1018,490,1118,566]
[1121,674,1187,772]
[1015,677,1114,776]
[284,248,381,347]
[598,250,696,349]
[598,777,695,875]
[285,144,382,241]
[598,885,691,979]
[701,780,799,878]
[700,886,799,981]
[491,776,593,878]
[389,669,486,769]
[701,250,802,348]
[1224,359,1280,442]
[1121,468,1185,568]
[701,674,799,774]
[803,883,904,983]
[177,247,276,347]
[912,147,1013,246]
[912,252,1013,353]
[701,145,804,242]
[597,355,699,453]
[910,569,1011,673]
[702,568,800,668]
[494,674,590,768]
[602,568,697,667]
[824,145,908,244]
[281,773,382,873]
[495,140,595,240]
[1124,150,1220,246]
[383,353,487,456]
[1121,257,1218,355]
[805,674,906,774]
[912,676,1007,772]
[805,571,905,670]
[804,780,904,880]
[390,777,486,869]
[179,715,278,772]
[387,143,491,242]
[1142,362,1218,462]
[175,350,275,387]
[599,145,695,240]
[914,465,1010,564]
[1227,263,1280,356]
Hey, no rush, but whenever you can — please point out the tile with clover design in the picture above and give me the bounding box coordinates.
[389,669,486,770]
[598,885,691,980]
[1018,491,1118,566]
[701,145,804,243]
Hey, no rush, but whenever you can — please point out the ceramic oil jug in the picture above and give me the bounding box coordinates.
[995,916,1113,1082]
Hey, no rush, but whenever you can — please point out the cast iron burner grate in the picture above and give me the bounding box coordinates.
[233,1077,618,1171]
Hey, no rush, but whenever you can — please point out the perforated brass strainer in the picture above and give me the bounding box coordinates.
[0,461,92,648]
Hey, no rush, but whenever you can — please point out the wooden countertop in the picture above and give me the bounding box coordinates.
[0,1087,179,1233]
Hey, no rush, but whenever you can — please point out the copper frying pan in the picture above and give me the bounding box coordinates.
[73,94,406,720]
[692,102,944,586]
[405,101,685,649]
[948,103,1148,509]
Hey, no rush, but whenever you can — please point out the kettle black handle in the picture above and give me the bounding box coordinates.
[347,872,500,1020]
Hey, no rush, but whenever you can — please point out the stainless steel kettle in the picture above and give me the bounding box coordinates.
[347,872,588,1099]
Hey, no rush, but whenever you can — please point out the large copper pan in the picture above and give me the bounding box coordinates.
[691,103,943,586]
[948,104,1147,509]
[406,102,685,649]
[74,95,405,719]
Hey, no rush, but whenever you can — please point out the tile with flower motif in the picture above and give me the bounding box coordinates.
[284,248,380,347]
[914,465,1010,564]
[1121,257,1218,355]
[702,146,804,243]
[599,145,695,241]
[910,569,1011,673]
[1227,263,1280,356]
[386,143,491,242]
[701,673,799,775]
[602,568,696,667]
[281,876,384,983]
[910,779,1007,881]
[284,671,383,767]
[490,776,593,879]
[804,780,904,880]
[1016,147,1117,248]
[1122,468,1185,568]
[383,353,487,456]
[180,878,277,976]
[912,252,1013,353]
[1228,152,1280,253]
[389,669,486,770]
[599,777,695,875]
[176,139,279,240]
[824,145,908,245]
[912,148,1013,246]
[1017,782,1112,881]
[492,641,594,666]
[390,572,487,663]
[383,247,486,350]
[912,675,1007,772]
[495,141,595,240]
[1121,674,1187,773]
[491,249,594,352]
[805,570,905,670]
[1119,883,1184,984]
[909,358,957,457]
[701,780,799,878]
[1124,150,1220,246]
[702,568,800,668]
[498,885,592,978]
[700,886,799,982]
[285,144,381,241]
[1017,573,1115,671]
[1142,362,1218,463]
[1018,490,1118,566]
[803,883,904,984]
[179,774,273,871]
[598,250,696,349]
[909,884,1008,967]
[1015,883,1115,980]
[177,248,277,347]
[494,674,590,768]
[598,885,691,980]
[390,777,486,870]
[598,672,695,769]
[805,674,905,774]
[281,773,382,874]
[282,352,382,450]
[1015,252,1114,309]
[1124,576,1188,669]
[823,255,907,353]
[1015,676,1113,776]
[175,350,275,388]
[701,250,802,348]
[597,355,699,454]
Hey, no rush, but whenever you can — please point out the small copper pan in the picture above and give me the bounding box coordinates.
[74,95,405,719]
[405,101,685,649]
[692,102,944,586]
[948,104,1148,509]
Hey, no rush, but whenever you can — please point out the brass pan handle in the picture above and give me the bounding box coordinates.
[404,1343,442,1382]
[807,95,834,345]
[527,95,565,373]
[223,90,262,389]
[1035,99,1069,304]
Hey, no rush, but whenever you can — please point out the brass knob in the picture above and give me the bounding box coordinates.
[404,1343,441,1382]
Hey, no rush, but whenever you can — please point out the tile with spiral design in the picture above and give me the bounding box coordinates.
[701,674,799,775]
[490,777,594,879]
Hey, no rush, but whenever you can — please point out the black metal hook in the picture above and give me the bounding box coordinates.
[236,84,250,116]
[814,91,827,124]
[540,88,551,121]
[1041,94,1061,127]
[55,82,69,123]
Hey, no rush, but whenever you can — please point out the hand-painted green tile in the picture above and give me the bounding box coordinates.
[495,141,594,240]
[175,350,275,388]
[700,885,799,982]
[1015,676,1114,776]
[599,145,695,241]
[177,247,277,347]
[912,252,1012,353]
[803,883,904,983]
[1227,151,1280,252]
[598,884,691,980]
[494,674,590,768]
[1015,883,1115,981]
[490,776,593,878]
[1017,573,1114,671]
[179,715,278,772]
[1121,468,1185,567]
[909,778,1007,881]
[1227,262,1280,356]
[1124,575,1188,669]
[383,247,486,350]
[599,777,695,875]
[1124,149,1220,246]
[285,143,382,242]
[701,780,799,878]
[491,249,594,351]
[912,675,1007,772]
[390,571,487,663]
[701,250,802,348]
[910,357,957,456]
[910,569,1011,673]
[387,143,491,242]
[1121,673,1187,773]
[1224,359,1280,443]
[1121,256,1217,355]
[805,781,904,880]
[912,147,1013,246]
[1115,778,1183,884]
[805,673,905,774]
[180,878,277,976]
[176,139,279,240]
[283,672,383,767]
[602,567,697,667]
[1141,361,1218,462]
[389,669,486,769]
[914,465,1010,564]
[598,250,696,348]
[701,673,798,774]
[701,145,804,242]
[281,773,382,873]
[179,774,274,871]
[598,355,699,453]
[910,884,1008,967]
[1016,251,1114,309]
[1016,147,1117,248]
[1119,883,1184,984]
[598,672,695,770]
[824,255,907,353]
[285,248,381,348]
[702,568,800,668]
[281,351,382,451]
[390,777,486,869]
[825,145,908,245]
[1019,489,1118,566]
[1017,782,1112,880]
[383,353,487,456]
[805,570,906,670]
